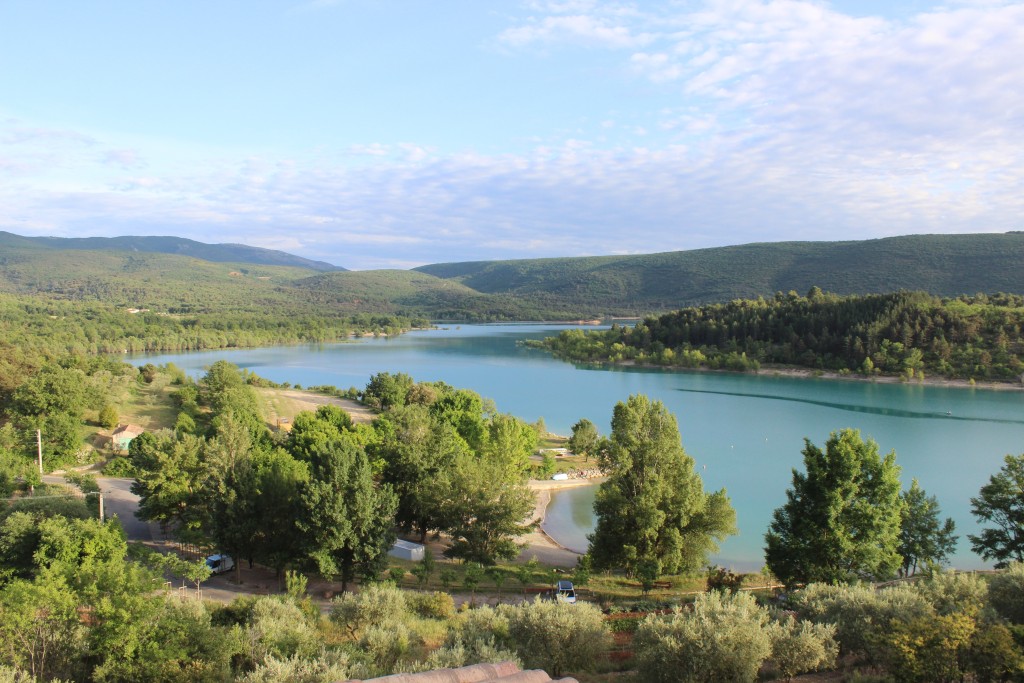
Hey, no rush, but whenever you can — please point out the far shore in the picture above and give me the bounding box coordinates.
[756,364,1024,391]
[614,359,1024,392]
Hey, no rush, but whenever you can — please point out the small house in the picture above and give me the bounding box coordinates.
[111,424,145,452]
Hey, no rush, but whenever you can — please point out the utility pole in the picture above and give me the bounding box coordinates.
[36,429,43,475]
[99,492,105,522]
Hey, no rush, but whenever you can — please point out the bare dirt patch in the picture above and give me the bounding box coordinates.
[256,388,376,427]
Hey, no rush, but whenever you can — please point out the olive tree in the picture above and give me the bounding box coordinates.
[634,591,772,683]
[501,600,612,679]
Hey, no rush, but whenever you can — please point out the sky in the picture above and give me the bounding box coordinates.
[0,1,1021,270]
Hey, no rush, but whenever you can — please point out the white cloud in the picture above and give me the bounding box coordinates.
[499,12,654,48]
[1,1,1021,269]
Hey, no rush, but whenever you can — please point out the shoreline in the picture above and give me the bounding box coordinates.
[521,478,602,563]
[612,359,1024,392]
[755,364,1024,391]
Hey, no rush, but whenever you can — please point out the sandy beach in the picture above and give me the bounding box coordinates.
[517,477,602,567]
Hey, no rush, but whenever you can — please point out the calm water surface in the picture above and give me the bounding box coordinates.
[135,324,1024,571]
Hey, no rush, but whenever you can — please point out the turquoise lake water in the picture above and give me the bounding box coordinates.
[134,323,1024,571]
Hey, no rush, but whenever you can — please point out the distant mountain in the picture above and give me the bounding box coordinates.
[415,233,1024,314]
[0,231,344,272]
[1,230,1021,320]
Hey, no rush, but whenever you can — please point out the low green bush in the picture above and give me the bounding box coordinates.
[102,456,137,477]
[408,591,455,620]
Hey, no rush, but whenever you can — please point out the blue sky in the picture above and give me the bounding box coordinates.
[1,1,1021,269]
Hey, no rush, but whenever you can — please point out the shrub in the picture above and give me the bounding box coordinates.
[874,613,974,683]
[360,623,413,674]
[239,653,349,683]
[245,597,322,663]
[918,570,987,617]
[329,583,408,639]
[792,582,931,659]
[634,591,772,683]
[706,565,743,593]
[987,563,1024,624]
[966,621,1024,683]
[438,606,517,668]
[501,600,612,678]
[770,618,839,681]
[101,456,137,478]
[408,591,455,620]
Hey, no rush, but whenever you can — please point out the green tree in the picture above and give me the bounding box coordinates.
[0,573,83,681]
[483,413,537,479]
[289,405,355,462]
[298,437,397,592]
[434,451,535,564]
[764,429,904,585]
[11,364,87,420]
[517,556,539,594]
[363,371,414,410]
[899,479,957,576]
[375,406,464,540]
[206,414,260,582]
[430,388,487,452]
[129,431,212,542]
[98,404,119,431]
[969,454,1024,567]
[986,561,1024,624]
[411,548,435,588]
[567,418,599,461]
[589,394,735,577]
[250,448,308,579]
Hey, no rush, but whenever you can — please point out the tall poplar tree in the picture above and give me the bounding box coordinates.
[899,478,957,576]
[969,453,1024,567]
[764,429,904,586]
[589,394,735,577]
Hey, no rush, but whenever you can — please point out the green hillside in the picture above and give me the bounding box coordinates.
[0,242,323,314]
[0,231,342,271]
[415,233,1024,314]
[1,231,1022,321]
[291,270,586,320]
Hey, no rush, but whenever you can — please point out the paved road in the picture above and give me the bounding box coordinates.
[42,474,164,543]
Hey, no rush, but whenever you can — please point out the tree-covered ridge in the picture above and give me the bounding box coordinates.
[0,230,343,271]
[539,290,1024,381]
[0,292,426,421]
[4,230,1024,320]
[416,232,1024,314]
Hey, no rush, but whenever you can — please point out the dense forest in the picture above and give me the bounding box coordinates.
[416,232,1024,314]
[0,291,426,436]
[537,290,1024,382]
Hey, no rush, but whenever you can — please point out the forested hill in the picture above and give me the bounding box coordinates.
[538,290,1024,382]
[415,233,1024,313]
[0,231,343,272]
[1,230,1023,320]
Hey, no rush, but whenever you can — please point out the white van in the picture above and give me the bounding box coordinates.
[205,553,235,575]
[556,579,576,604]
